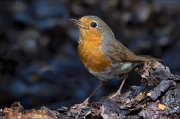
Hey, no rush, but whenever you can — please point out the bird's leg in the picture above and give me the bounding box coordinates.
[109,73,128,99]
[72,81,105,119]
[86,81,105,102]
[81,80,105,106]
[117,74,128,94]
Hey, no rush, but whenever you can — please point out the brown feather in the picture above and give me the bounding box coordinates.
[105,39,159,62]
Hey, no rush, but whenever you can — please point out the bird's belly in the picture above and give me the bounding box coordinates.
[90,62,136,81]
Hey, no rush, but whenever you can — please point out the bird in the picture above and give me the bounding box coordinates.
[70,15,158,109]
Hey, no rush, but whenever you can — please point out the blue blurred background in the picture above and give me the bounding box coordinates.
[0,0,179,109]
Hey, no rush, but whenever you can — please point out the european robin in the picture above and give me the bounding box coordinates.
[70,15,158,108]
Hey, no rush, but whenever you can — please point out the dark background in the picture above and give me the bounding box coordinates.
[0,0,179,109]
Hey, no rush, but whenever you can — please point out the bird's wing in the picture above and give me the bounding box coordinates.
[105,39,137,62]
[105,39,159,62]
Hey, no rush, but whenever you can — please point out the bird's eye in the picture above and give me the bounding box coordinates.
[90,22,97,28]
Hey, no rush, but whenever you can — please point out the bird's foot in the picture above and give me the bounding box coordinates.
[109,91,121,100]
[109,77,127,99]
[71,98,89,119]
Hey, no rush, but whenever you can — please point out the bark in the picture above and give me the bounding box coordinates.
[0,61,179,119]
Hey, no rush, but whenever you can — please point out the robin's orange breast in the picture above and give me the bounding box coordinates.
[78,29,112,72]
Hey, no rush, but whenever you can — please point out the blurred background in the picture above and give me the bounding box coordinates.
[0,0,179,109]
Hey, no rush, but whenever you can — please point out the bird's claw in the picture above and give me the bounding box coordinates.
[71,98,89,119]
[109,92,121,100]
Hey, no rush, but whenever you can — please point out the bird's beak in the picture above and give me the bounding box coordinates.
[70,18,89,29]
[69,18,80,25]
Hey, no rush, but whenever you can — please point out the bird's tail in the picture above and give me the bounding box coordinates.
[135,55,161,62]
